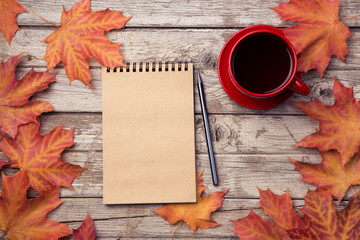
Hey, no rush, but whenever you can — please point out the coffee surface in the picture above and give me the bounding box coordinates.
[231,32,293,94]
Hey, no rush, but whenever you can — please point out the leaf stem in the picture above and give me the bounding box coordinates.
[171,220,184,240]
[14,0,60,29]
[0,232,6,238]
[340,14,360,22]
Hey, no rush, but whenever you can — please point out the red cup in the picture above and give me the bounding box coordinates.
[227,25,309,99]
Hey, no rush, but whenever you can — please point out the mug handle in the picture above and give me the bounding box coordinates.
[289,72,310,96]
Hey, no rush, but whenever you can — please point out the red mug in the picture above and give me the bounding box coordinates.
[225,25,309,101]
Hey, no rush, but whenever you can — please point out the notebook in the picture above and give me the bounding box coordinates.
[102,62,196,204]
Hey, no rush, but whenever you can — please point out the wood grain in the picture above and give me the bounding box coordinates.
[2,28,359,71]
[30,69,360,114]
[2,152,321,199]
[10,112,318,155]
[14,0,360,28]
[1,0,359,239]
[50,196,350,239]
[1,28,359,115]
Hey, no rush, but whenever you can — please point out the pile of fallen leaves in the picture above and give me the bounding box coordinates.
[0,0,360,239]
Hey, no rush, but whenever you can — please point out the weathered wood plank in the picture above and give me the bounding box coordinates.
[30,69,360,114]
[14,0,360,28]
[55,199,293,239]
[2,28,360,71]
[22,113,319,155]
[49,197,350,239]
[1,152,335,199]
[2,28,360,114]
[1,1,358,239]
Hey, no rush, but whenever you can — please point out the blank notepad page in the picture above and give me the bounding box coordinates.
[102,62,196,204]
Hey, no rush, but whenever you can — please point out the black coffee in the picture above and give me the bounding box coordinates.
[231,32,293,94]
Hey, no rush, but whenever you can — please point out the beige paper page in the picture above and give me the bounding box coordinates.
[102,63,196,204]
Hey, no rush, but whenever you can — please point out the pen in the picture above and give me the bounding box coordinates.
[197,72,219,186]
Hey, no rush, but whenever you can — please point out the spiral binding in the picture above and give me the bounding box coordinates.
[106,62,190,73]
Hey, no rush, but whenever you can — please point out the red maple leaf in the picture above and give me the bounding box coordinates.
[0,54,55,139]
[0,122,86,193]
[232,209,291,240]
[0,170,72,239]
[73,213,96,240]
[43,0,130,90]
[273,0,352,76]
[294,190,360,239]
[0,0,26,44]
[257,188,309,230]
[232,188,360,239]
[293,78,360,166]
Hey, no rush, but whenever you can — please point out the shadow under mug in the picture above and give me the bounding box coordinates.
[227,25,310,99]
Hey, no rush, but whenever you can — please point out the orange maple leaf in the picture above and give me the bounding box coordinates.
[232,209,291,240]
[0,0,26,45]
[153,170,229,234]
[232,189,360,240]
[0,54,55,139]
[257,188,309,230]
[0,170,72,239]
[293,78,360,166]
[291,150,360,202]
[273,0,352,76]
[232,188,308,240]
[0,122,86,193]
[43,0,130,90]
[73,213,96,240]
[295,190,360,239]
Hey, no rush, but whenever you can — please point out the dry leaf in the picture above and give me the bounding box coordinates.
[0,0,26,44]
[273,0,352,76]
[257,188,309,230]
[294,190,360,239]
[0,170,72,239]
[291,150,360,202]
[232,189,360,239]
[43,0,130,90]
[0,54,55,139]
[0,122,86,193]
[293,78,360,166]
[73,213,96,240]
[232,209,291,240]
[153,170,229,232]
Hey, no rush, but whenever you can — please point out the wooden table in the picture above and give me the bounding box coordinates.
[1,0,360,239]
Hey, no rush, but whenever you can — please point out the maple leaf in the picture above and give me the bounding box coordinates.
[0,54,55,139]
[257,188,309,230]
[0,0,26,45]
[73,213,96,240]
[232,188,360,240]
[232,188,308,240]
[0,170,72,239]
[43,0,131,90]
[291,150,360,202]
[153,170,229,233]
[297,190,360,239]
[273,0,352,76]
[0,122,86,193]
[231,209,291,240]
[293,78,360,166]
